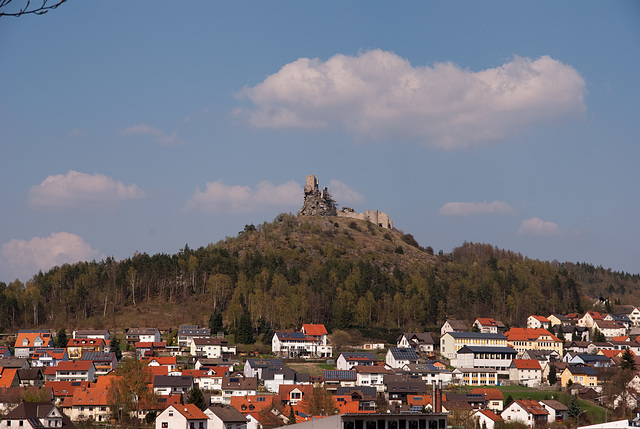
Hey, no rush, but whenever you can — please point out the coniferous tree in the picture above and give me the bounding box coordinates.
[209,310,224,334]
[186,386,207,411]
[548,364,557,386]
[567,395,581,421]
[288,404,296,424]
[55,329,68,348]
[621,348,636,371]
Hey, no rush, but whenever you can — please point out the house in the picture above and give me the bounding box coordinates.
[453,346,517,375]
[504,328,563,355]
[72,330,110,341]
[397,333,435,353]
[500,399,549,428]
[31,348,69,367]
[563,353,611,367]
[577,311,604,329]
[272,331,331,358]
[261,366,306,393]
[605,314,633,330]
[473,318,505,334]
[520,349,560,369]
[0,347,11,358]
[221,376,258,405]
[278,384,314,406]
[354,366,394,392]
[136,341,168,357]
[527,316,550,330]
[243,359,284,378]
[190,337,237,359]
[0,368,20,388]
[153,375,194,396]
[126,328,161,345]
[402,364,453,387]
[155,404,208,429]
[13,330,53,358]
[451,368,498,386]
[548,314,571,327]
[560,366,598,388]
[0,358,29,370]
[66,338,108,360]
[143,356,178,372]
[67,377,112,423]
[562,326,590,342]
[79,352,118,376]
[178,325,211,350]
[384,374,429,405]
[336,352,378,370]
[613,305,640,327]
[322,370,356,392]
[473,409,503,429]
[508,360,542,387]
[205,405,248,429]
[230,394,276,416]
[539,399,568,423]
[182,369,225,392]
[470,388,504,412]
[17,368,44,387]
[46,380,91,406]
[385,347,419,369]
[441,320,467,336]
[440,332,507,360]
[336,386,377,411]
[613,389,640,410]
[51,361,96,382]
[593,320,627,340]
[0,401,75,429]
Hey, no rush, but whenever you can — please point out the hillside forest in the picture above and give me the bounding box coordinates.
[1,213,639,338]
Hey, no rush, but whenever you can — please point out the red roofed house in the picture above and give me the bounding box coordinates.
[470,388,504,412]
[527,316,551,330]
[0,368,20,388]
[279,384,314,406]
[508,360,542,386]
[14,331,53,358]
[301,324,332,357]
[143,356,178,372]
[272,324,332,358]
[578,311,604,329]
[230,395,276,415]
[473,409,503,429]
[67,377,113,422]
[473,319,506,334]
[155,404,208,429]
[47,380,91,406]
[501,399,549,428]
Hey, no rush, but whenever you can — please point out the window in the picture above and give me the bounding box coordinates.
[162,423,168,428]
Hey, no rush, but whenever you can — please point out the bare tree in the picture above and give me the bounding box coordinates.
[0,0,67,17]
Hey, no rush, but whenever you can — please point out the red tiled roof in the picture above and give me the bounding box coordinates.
[515,399,549,416]
[172,404,208,420]
[470,388,504,401]
[55,361,93,371]
[512,359,541,370]
[46,380,91,397]
[302,324,328,336]
[477,409,503,422]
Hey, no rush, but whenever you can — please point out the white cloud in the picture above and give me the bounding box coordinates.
[0,232,103,282]
[439,200,515,216]
[518,217,561,236]
[29,170,145,208]
[185,180,302,214]
[328,180,365,205]
[237,50,586,149]
[122,123,183,146]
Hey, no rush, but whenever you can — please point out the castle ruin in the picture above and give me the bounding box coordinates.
[299,175,393,230]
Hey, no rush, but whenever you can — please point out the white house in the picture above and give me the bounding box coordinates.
[355,366,394,393]
[126,328,161,345]
[397,333,435,353]
[473,409,503,429]
[336,352,378,370]
[385,347,419,369]
[156,404,208,429]
[190,337,236,359]
[527,316,551,330]
[205,405,248,429]
[272,324,332,358]
[500,399,549,428]
[508,359,542,387]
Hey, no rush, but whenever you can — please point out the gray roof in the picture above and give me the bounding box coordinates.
[389,347,419,360]
[446,332,507,340]
[323,370,356,381]
[207,406,248,423]
[540,399,568,411]
[80,352,116,362]
[456,346,517,355]
[444,320,468,330]
[153,375,194,388]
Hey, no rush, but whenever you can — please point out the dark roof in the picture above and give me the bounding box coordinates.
[4,402,75,429]
[336,386,377,399]
[456,346,517,355]
[246,358,284,368]
[206,405,248,423]
[179,325,211,336]
[275,331,314,341]
[153,375,194,387]
[446,332,507,340]
[18,368,43,380]
[80,352,116,362]
[389,347,419,360]
[261,366,297,381]
[402,333,435,345]
[323,370,356,381]
[222,376,257,390]
[565,366,598,376]
[341,352,377,361]
[444,320,468,330]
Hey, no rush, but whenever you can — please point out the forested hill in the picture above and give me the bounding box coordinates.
[1,213,639,336]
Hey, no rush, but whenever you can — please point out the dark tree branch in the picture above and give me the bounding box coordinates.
[0,0,67,17]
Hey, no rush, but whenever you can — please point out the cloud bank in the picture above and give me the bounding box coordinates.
[0,232,103,282]
[185,180,302,214]
[328,180,365,205]
[29,171,144,208]
[439,200,514,216]
[518,217,560,236]
[122,123,183,146]
[238,50,586,149]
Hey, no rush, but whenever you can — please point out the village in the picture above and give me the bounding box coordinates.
[1,306,640,429]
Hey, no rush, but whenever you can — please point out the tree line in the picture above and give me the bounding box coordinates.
[1,214,639,337]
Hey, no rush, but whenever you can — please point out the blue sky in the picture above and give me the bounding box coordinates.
[1,1,639,283]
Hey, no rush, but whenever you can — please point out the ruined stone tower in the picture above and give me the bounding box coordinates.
[299,175,337,216]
